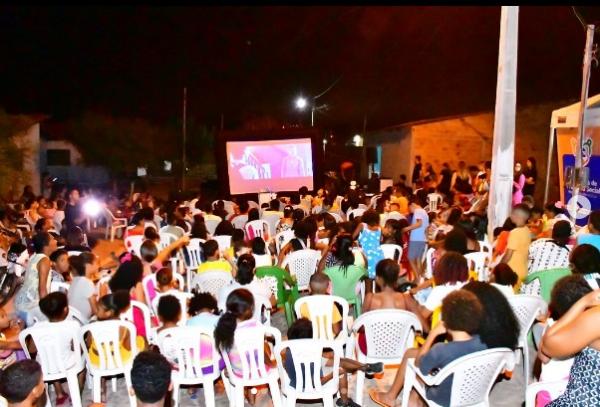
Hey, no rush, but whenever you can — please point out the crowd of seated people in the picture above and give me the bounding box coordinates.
[1,164,600,407]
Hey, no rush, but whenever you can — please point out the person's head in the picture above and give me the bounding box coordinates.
[283,205,294,219]
[109,254,144,293]
[530,206,543,220]
[39,291,69,322]
[214,288,255,351]
[514,162,522,174]
[235,254,256,285]
[287,318,313,340]
[34,218,53,234]
[292,208,305,224]
[446,208,463,226]
[157,295,181,325]
[50,249,69,274]
[140,240,159,263]
[68,188,80,203]
[144,227,159,242]
[69,251,97,278]
[376,259,399,289]
[415,155,421,163]
[156,267,173,288]
[238,200,249,214]
[552,220,572,245]
[251,237,267,255]
[490,263,518,287]
[443,228,468,254]
[462,281,520,349]
[526,157,536,170]
[97,290,131,320]
[550,275,592,320]
[32,232,57,254]
[190,218,208,240]
[66,226,85,247]
[0,360,45,406]
[331,234,355,273]
[441,289,483,335]
[510,204,530,227]
[433,251,469,286]
[214,220,234,236]
[247,208,260,222]
[309,272,331,295]
[570,244,600,275]
[388,202,400,213]
[361,209,379,227]
[269,199,280,211]
[202,240,220,260]
[544,202,565,219]
[588,210,600,234]
[188,291,218,316]
[522,195,535,209]
[131,351,172,406]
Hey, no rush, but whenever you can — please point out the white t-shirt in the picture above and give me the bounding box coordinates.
[423,282,465,311]
[409,207,429,242]
[217,279,272,312]
[68,276,95,320]
[186,312,220,331]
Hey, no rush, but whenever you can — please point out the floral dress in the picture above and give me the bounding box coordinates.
[358,226,384,279]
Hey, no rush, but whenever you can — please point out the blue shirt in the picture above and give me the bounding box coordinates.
[577,234,600,253]
[409,207,429,242]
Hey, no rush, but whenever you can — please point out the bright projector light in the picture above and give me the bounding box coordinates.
[83,199,102,217]
[295,97,308,110]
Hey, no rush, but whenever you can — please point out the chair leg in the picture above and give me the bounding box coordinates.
[269,378,283,407]
[401,363,416,407]
[203,380,216,407]
[66,372,83,407]
[124,370,136,407]
[172,382,180,407]
[92,374,102,403]
[44,384,52,407]
[523,344,530,388]
[355,370,365,406]
[111,377,117,392]
[323,396,335,407]
[284,302,294,327]
[234,385,244,407]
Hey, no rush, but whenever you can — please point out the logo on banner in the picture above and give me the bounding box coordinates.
[570,133,594,167]
[567,194,592,220]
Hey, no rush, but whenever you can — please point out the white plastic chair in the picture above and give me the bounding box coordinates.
[220,324,283,407]
[231,215,248,230]
[478,240,493,262]
[347,208,366,220]
[19,320,85,407]
[79,320,139,406]
[380,244,403,263]
[427,193,443,212]
[158,326,221,407]
[275,230,295,254]
[67,306,88,325]
[124,235,144,257]
[151,291,192,324]
[104,208,127,241]
[253,295,273,325]
[95,275,112,299]
[245,220,270,241]
[67,250,82,257]
[294,295,350,346]
[402,348,514,407]
[142,273,185,310]
[525,379,569,407]
[464,251,489,281]
[212,200,235,217]
[192,271,234,298]
[184,238,204,290]
[507,295,548,388]
[328,212,343,223]
[50,281,70,294]
[205,218,221,236]
[424,247,435,279]
[281,249,321,291]
[212,235,232,254]
[120,300,157,345]
[380,211,405,226]
[352,310,422,405]
[275,339,342,407]
[261,213,282,237]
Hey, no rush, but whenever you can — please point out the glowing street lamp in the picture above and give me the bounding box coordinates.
[295,97,308,110]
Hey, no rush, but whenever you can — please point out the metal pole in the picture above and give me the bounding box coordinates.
[182,87,187,192]
[569,24,595,223]
[543,127,555,205]
[487,6,519,241]
[311,105,315,127]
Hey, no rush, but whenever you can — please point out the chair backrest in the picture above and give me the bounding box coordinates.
[192,271,234,298]
[231,215,248,230]
[328,212,343,223]
[427,193,443,211]
[124,235,144,257]
[158,232,178,250]
[424,247,435,279]
[144,221,157,231]
[261,213,281,236]
[19,320,83,378]
[294,295,349,341]
[245,220,269,240]
[380,211,404,226]
[281,249,321,291]
[353,310,421,360]
[464,251,489,281]
[120,300,155,342]
[212,235,232,254]
[151,291,192,324]
[525,379,569,407]
[205,218,221,236]
[221,324,281,383]
[253,295,272,325]
[104,207,119,222]
[67,306,88,325]
[79,320,138,372]
[142,273,186,308]
[347,208,366,220]
[157,326,220,381]
[478,240,493,259]
[380,244,403,263]
[275,230,295,254]
[184,238,204,271]
[96,275,112,298]
[507,295,547,346]
[523,268,571,303]
[275,339,341,398]
[67,250,82,257]
[443,348,514,406]
[50,281,70,294]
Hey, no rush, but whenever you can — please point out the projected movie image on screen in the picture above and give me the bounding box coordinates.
[226,138,314,194]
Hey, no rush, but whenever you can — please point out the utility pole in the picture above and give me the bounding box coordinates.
[487,6,519,241]
[182,87,187,192]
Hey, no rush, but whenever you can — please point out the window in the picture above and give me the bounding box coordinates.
[46,149,71,166]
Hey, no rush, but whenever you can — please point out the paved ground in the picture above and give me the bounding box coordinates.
[54,237,528,406]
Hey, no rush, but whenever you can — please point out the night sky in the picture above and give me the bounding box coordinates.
[1,6,600,135]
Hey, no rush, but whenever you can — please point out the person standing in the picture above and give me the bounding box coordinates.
[64,188,85,232]
[513,162,526,206]
[523,157,538,198]
[437,162,453,196]
[411,155,423,188]
[404,196,430,280]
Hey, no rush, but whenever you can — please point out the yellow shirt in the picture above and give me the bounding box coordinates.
[507,226,531,281]
[197,260,232,274]
[391,196,409,215]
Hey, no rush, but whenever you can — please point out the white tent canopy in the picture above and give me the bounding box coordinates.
[544,94,600,202]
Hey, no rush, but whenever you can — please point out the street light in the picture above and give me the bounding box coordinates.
[293,76,342,127]
[295,97,308,110]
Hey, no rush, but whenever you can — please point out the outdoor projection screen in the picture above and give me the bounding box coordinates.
[226,138,314,194]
